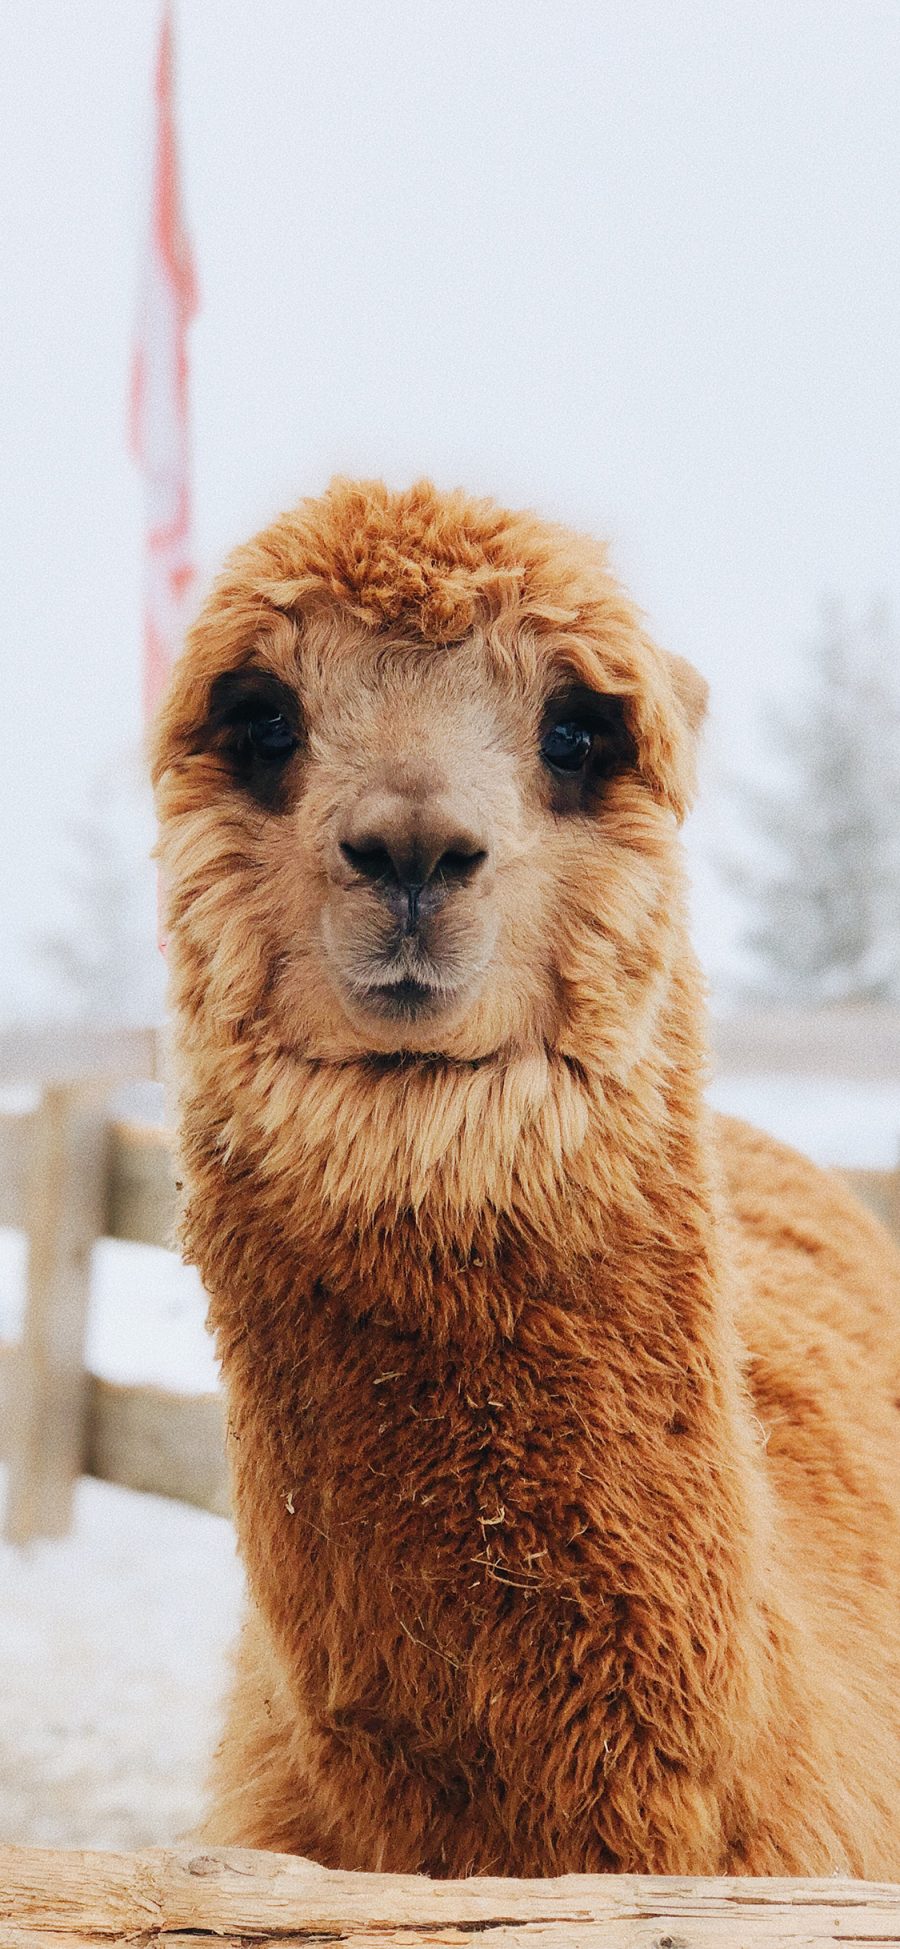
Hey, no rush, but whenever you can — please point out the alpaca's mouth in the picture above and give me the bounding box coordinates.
[342,929,474,1022]
[342,952,484,1031]
[359,975,446,1019]
[324,907,496,1041]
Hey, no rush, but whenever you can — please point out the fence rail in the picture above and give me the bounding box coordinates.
[0,1097,227,1541]
[1,1018,899,1545]
[3,1842,900,1946]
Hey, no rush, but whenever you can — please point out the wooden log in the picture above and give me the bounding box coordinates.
[4,1087,112,1544]
[1,1844,900,1947]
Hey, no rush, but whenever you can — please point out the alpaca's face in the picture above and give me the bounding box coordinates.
[196,625,642,1060]
[154,486,705,1069]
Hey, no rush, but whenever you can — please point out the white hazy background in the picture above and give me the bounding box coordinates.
[2,0,899,1011]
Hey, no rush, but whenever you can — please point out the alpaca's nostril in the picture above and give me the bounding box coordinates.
[437,846,488,886]
[340,840,395,883]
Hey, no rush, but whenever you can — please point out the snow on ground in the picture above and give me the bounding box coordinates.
[0,1073,897,1850]
[0,1468,243,1848]
[0,1207,238,1846]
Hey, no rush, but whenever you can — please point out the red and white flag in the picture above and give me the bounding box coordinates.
[130,3,197,724]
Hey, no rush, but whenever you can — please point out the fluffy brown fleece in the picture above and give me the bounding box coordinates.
[152,478,900,1877]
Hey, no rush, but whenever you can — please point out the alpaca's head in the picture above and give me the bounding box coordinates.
[152,480,706,1079]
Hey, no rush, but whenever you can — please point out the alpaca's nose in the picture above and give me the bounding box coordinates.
[337,794,489,931]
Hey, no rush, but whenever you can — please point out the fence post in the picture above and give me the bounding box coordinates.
[4,1084,110,1544]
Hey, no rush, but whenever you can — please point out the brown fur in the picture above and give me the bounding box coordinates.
[152,478,900,1876]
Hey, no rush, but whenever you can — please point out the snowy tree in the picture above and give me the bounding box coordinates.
[34,754,166,1025]
[730,600,900,1005]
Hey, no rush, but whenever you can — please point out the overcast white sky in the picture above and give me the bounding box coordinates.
[1,1,898,1013]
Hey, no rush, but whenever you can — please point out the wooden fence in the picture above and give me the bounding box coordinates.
[3,1842,900,1946]
[0,1027,228,1544]
[1,1017,899,1545]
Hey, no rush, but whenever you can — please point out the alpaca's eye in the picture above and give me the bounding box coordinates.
[247,713,298,760]
[540,720,594,774]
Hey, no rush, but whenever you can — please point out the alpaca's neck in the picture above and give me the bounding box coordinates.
[184,951,720,1312]
[183,977,778,1866]
[184,964,759,1484]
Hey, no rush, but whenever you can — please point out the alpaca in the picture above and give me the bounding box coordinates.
[152,479,900,1878]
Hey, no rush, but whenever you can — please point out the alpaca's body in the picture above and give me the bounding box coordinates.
[153,478,900,1877]
[191,1066,900,1878]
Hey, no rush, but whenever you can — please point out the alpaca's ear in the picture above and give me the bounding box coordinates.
[660,650,707,821]
[667,651,709,737]
[626,646,708,824]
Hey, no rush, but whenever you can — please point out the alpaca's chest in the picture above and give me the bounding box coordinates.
[217,1278,758,1865]
[225,1312,615,1729]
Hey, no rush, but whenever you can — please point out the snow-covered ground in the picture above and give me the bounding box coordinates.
[0,1071,897,1851]
[0,1228,237,1847]
[0,1469,242,1848]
